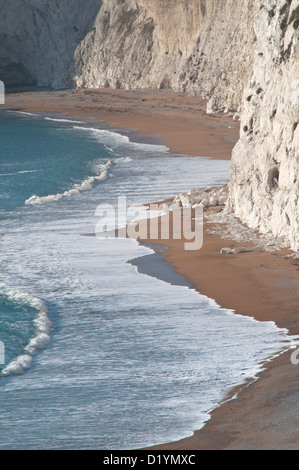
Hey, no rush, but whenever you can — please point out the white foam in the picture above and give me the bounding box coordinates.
[2,354,33,376]
[115,157,133,164]
[0,170,38,177]
[25,160,112,206]
[0,283,45,311]
[44,117,84,124]
[0,283,52,377]
[25,308,53,356]
[8,111,38,117]
[73,126,168,154]
[25,333,51,355]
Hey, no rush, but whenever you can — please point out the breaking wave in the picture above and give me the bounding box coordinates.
[0,283,52,376]
[7,111,39,117]
[25,160,112,206]
[0,170,38,177]
[73,126,169,154]
[44,117,85,124]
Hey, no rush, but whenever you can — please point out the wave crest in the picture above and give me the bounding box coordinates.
[44,117,84,124]
[0,283,52,376]
[25,160,112,206]
[73,126,168,153]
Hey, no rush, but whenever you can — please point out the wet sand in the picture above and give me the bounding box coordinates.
[2,88,299,450]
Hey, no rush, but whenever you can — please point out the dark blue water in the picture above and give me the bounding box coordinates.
[0,110,295,450]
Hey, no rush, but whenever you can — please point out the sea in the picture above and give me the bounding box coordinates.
[0,109,296,450]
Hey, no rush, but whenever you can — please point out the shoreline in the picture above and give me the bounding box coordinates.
[3,88,299,450]
[134,208,299,450]
[2,87,239,160]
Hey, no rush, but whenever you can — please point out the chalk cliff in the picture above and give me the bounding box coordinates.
[0,0,101,88]
[0,0,298,249]
[74,0,255,114]
[227,0,299,251]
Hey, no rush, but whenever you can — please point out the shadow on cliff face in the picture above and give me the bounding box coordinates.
[0,0,103,90]
[0,61,37,90]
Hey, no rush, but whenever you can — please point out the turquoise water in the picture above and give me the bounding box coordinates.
[0,110,295,449]
[0,112,111,211]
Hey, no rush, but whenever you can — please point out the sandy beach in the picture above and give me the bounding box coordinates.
[3,88,299,450]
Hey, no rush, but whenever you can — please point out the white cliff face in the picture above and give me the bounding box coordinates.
[0,0,101,88]
[1,0,255,110]
[74,0,255,114]
[74,0,299,250]
[227,0,299,251]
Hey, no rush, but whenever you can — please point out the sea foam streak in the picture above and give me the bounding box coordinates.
[115,157,133,164]
[0,170,38,177]
[25,160,112,206]
[0,283,52,376]
[73,126,169,153]
[44,117,84,124]
[8,111,38,117]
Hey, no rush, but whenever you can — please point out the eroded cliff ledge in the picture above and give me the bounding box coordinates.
[227,0,299,251]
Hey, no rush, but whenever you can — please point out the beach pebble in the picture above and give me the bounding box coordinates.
[217,195,228,206]
[220,248,233,255]
[209,196,219,206]
[231,247,253,254]
[220,247,252,255]
[168,203,181,211]
[172,185,229,209]
[201,198,210,208]
[284,253,299,260]
[179,194,192,206]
